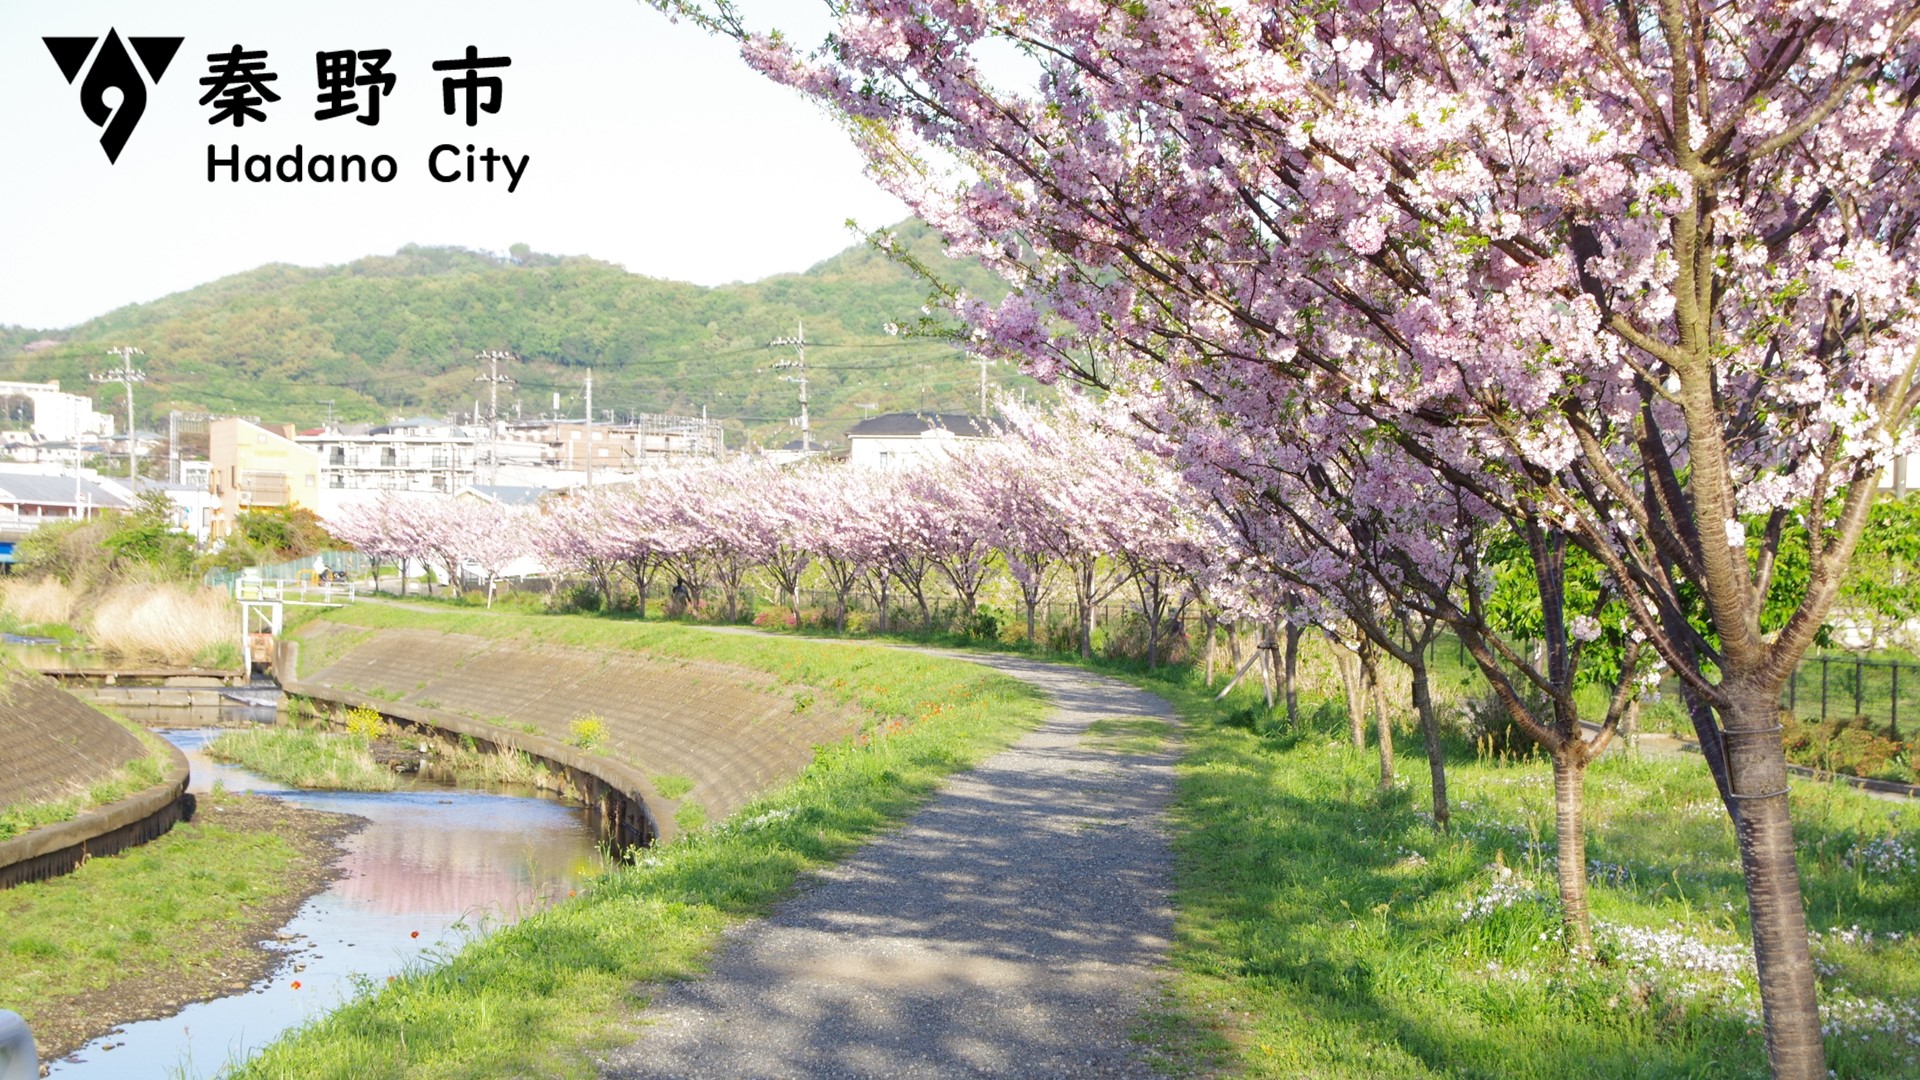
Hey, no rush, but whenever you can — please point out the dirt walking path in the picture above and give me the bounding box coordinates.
[600,649,1181,1079]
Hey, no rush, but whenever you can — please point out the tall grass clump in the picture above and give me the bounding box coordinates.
[207,728,397,792]
[0,577,78,628]
[84,583,240,666]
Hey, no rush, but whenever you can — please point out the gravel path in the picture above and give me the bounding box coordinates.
[600,650,1180,1079]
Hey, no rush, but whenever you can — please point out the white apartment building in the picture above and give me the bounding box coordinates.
[297,420,481,493]
[0,380,116,441]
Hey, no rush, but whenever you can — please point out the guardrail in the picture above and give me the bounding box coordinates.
[233,578,358,605]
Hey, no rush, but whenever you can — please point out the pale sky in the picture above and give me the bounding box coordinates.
[0,0,911,330]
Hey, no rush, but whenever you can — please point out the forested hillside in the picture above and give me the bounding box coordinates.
[0,221,1018,447]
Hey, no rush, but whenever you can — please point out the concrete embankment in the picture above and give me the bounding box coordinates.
[280,623,863,848]
[0,673,192,889]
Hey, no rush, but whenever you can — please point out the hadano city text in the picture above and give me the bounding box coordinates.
[206,143,529,192]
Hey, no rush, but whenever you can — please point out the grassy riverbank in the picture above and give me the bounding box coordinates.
[641,612,1920,1076]
[0,789,362,1061]
[1105,668,1920,1079]
[241,604,1920,1076]
[230,608,1048,1077]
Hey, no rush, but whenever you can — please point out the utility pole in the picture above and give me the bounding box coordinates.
[91,346,146,481]
[770,320,811,452]
[973,356,998,414]
[319,399,335,429]
[474,349,515,423]
[474,349,514,486]
[583,368,594,487]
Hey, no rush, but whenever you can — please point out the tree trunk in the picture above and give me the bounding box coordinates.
[1721,684,1826,1080]
[1284,621,1303,729]
[1261,634,1275,709]
[1361,640,1394,788]
[1146,598,1162,670]
[1410,651,1449,829]
[1026,596,1039,646]
[1621,695,1639,754]
[1336,645,1366,749]
[1552,749,1592,953]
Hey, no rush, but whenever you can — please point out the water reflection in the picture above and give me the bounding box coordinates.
[47,728,602,1079]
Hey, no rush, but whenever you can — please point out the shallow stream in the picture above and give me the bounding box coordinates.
[45,720,604,1078]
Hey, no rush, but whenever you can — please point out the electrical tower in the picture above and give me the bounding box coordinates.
[770,321,811,452]
[91,346,147,480]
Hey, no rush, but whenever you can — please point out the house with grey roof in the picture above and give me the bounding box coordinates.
[844,412,996,469]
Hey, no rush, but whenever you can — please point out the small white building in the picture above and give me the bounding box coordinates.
[0,380,116,441]
[844,412,995,469]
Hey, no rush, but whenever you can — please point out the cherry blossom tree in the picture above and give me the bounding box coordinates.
[803,465,886,632]
[861,467,937,632]
[663,1,1920,1069]
[914,451,999,625]
[458,499,534,608]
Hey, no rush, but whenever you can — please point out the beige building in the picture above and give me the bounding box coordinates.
[208,417,323,538]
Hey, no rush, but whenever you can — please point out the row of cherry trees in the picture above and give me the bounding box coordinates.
[654,0,1920,1070]
[328,495,531,607]
[323,404,1231,663]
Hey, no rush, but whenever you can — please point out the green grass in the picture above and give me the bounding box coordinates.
[206,727,399,792]
[0,708,176,841]
[1096,662,1920,1080]
[652,773,694,799]
[1084,716,1173,755]
[0,789,308,1024]
[226,607,1048,1078]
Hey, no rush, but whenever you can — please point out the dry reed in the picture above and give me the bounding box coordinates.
[0,578,78,627]
[84,584,240,666]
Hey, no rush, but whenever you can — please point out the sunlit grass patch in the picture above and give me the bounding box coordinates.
[1084,716,1173,755]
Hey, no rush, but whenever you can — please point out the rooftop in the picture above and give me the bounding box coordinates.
[845,412,996,439]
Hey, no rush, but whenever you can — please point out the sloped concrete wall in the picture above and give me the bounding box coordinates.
[0,675,150,809]
[0,674,191,889]
[285,624,862,846]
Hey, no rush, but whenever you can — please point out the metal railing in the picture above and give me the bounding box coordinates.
[1444,634,1918,737]
[1785,653,1919,736]
[206,551,371,594]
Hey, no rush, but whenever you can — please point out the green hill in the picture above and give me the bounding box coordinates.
[0,221,1021,449]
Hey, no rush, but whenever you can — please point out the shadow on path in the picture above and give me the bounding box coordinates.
[600,638,1179,1079]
